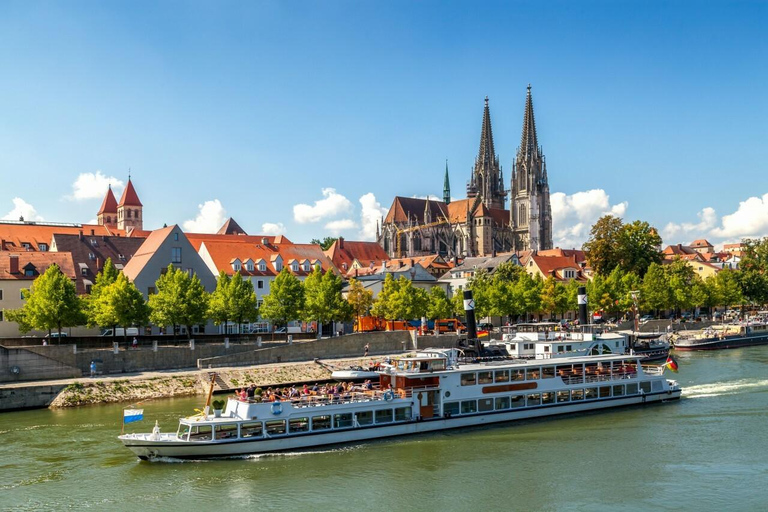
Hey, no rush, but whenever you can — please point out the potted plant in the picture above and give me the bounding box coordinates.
[212,399,225,417]
[254,388,263,403]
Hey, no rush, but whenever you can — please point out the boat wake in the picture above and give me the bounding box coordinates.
[146,446,359,463]
[682,379,768,399]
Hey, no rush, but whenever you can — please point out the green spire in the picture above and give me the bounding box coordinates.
[443,159,451,204]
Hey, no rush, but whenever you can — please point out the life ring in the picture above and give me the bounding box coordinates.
[383,390,394,401]
[271,401,283,415]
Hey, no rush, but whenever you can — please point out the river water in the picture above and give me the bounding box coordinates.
[2,348,767,511]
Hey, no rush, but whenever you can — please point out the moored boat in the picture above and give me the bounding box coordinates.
[671,322,768,351]
[119,347,681,460]
[330,365,381,381]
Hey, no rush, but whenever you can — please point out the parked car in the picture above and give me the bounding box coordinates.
[44,332,68,338]
[639,315,654,324]
[477,322,494,331]
[101,327,139,337]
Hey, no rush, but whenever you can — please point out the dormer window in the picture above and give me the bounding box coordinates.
[231,259,242,272]
[39,243,48,252]
[22,242,31,251]
[291,262,299,272]
[90,239,98,247]
[118,254,126,261]
[303,261,310,272]
[275,262,282,272]
[89,252,96,260]
[246,261,254,272]
[258,262,266,272]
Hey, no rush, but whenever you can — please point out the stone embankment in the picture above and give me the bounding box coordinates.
[48,356,390,408]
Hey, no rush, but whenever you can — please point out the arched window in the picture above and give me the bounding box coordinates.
[135,209,140,219]
[413,236,421,252]
[127,209,132,219]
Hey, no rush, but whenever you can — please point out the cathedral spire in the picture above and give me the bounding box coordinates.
[478,96,496,169]
[520,84,538,157]
[443,159,451,205]
[467,96,504,209]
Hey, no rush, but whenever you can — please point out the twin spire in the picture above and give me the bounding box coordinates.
[519,84,539,157]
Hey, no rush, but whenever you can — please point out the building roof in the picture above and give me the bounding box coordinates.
[200,239,338,278]
[122,225,176,281]
[217,218,247,235]
[526,253,587,282]
[690,239,713,248]
[117,179,143,207]
[98,186,118,215]
[186,233,286,252]
[0,221,131,252]
[324,237,389,272]
[383,196,511,227]
[0,252,76,281]
[51,233,146,294]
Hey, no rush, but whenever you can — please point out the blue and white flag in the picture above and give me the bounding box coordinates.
[123,409,144,424]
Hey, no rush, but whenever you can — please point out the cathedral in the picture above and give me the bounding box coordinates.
[378,86,553,258]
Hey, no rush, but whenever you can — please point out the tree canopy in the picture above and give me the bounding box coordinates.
[583,215,662,277]
[259,268,305,329]
[303,267,351,332]
[149,265,209,338]
[310,237,339,251]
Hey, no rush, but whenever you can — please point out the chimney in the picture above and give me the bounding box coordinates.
[9,254,20,274]
[261,237,269,245]
[96,258,102,271]
[90,229,95,236]
[79,231,84,240]
[338,237,344,249]
[0,239,4,250]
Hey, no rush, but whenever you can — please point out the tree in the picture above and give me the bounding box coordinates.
[517,272,543,320]
[714,268,743,310]
[9,264,85,339]
[86,258,120,328]
[371,274,398,320]
[389,277,429,321]
[303,267,349,336]
[229,273,259,334]
[259,268,305,330]
[149,265,209,339]
[738,237,768,306]
[427,286,453,320]
[583,215,624,275]
[617,220,662,277]
[540,277,568,319]
[667,259,696,314]
[92,273,149,342]
[346,278,374,326]
[208,271,233,333]
[641,263,670,314]
[310,237,338,251]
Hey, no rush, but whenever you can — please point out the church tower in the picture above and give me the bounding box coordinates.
[97,185,118,228]
[511,85,553,252]
[443,160,451,205]
[467,97,506,210]
[117,178,144,231]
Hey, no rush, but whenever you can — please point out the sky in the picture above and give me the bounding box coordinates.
[1,1,766,249]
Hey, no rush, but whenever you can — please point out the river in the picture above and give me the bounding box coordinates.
[2,347,767,511]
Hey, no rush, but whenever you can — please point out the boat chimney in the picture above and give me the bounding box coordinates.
[578,286,588,326]
[463,289,477,341]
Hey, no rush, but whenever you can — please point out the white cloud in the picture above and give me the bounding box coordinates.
[68,171,124,201]
[662,207,717,242]
[182,199,227,233]
[261,222,286,235]
[359,192,388,241]
[711,193,768,239]
[2,197,44,221]
[550,189,628,248]
[293,188,353,224]
[325,219,357,235]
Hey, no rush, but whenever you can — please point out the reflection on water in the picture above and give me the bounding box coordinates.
[2,347,768,511]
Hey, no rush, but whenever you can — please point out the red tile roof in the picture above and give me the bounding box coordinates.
[122,225,176,280]
[690,239,713,248]
[186,233,286,252]
[324,238,389,272]
[217,218,247,235]
[117,179,143,207]
[200,239,338,277]
[98,187,118,215]
[0,252,76,281]
[528,254,587,281]
[0,221,130,252]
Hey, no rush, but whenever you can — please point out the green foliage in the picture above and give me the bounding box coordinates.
[91,273,149,340]
[666,259,696,312]
[259,268,305,328]
[584,215,662,277]
[738,237,768,305]
[641,263,671,312]
[208,271,258,334]
[371,275,429,321]
[426,287,453,320]
[583,215,624,276]
[310,237,338,251]
[303,267,351,326]
[208,271,232,328]
[149,265,210,337]
[540,276,569,318]
[714,268,743,308]
[10,264,85,337]
[346,278,374,321]
[371,274,397,320]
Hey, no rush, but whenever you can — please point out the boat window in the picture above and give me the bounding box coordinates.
[599,387,611,398]
[460,400,477,414]
[265,420,286,436]
[557,345,564,353]
[524,343,534,350]
[190,425,212,441]
[461,373,477,386]
[585,363,598,375]
[651,380,663,392]
[510,395,525,408]
[585,388,598,400]
[556,365,572,376]
[544,345,550,353]
[571,389,584,401]
[356,411,374,426]
[542,392,555,404]
[241,422,263,438]
[526,393,541,406]
[289,417,309,433]
[640,382,651,393]
[566,345,572,351]
[431,360,446,371]
[478,398,494,412]
[613,385,625,396]
[444,402,460,416]
[177,424,190,440]
[495,396,510,410]
[214,424,238,440]
[626,383,639,395]
[312,415,331,431]
[542,366,555,379]
[495,370,510,383]
[511,370,525,381]
[526,368,540,380]
[478,371,493,384]
[508,343,517,351]
[375,409,393,424]
[557,390,570,403]
[395,407,412,421]
[334,413,353,429]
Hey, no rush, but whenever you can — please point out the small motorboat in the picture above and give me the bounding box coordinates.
[330,365,380,381]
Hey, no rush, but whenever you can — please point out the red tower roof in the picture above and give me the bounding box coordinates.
[97,186,118,214]
[118,179,143,207]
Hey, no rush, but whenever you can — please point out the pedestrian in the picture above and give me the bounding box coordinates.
[364,343,370,357]
[90,361,96,378]
[132,337,138,349]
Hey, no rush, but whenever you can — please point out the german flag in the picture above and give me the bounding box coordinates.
[665,355,679,373]
[477,330,490,338]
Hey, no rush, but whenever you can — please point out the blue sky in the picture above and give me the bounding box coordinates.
[1,1,766,247]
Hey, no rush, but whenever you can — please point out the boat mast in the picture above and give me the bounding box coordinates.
[203,373,217,417]
[630,290,640,351]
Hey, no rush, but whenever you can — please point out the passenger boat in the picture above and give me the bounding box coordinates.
[330,365,381,381]
[119,347,681,460]
[492,323,670,362]
[671,322,768,351]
